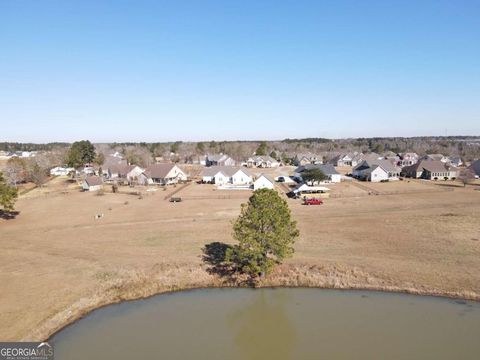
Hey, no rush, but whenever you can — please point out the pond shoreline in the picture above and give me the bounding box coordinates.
[21,263,480,342]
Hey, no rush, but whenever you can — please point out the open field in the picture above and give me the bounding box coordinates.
[1,176,480,341]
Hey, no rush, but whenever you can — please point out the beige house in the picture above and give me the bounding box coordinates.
[140,164,188,185]
[82,176,103,191]
[402,160,458,180]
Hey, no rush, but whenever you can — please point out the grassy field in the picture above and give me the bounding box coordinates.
[1,173,480,341]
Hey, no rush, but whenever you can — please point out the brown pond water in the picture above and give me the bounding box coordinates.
[50,288,480,360]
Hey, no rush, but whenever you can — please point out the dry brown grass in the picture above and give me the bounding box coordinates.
[1,177,480,341]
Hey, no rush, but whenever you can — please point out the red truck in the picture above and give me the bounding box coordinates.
[303,198,323,205]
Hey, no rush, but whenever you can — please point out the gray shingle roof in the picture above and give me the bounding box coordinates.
[403,160,457,173]
[145,163,177,179]
[84,176,103,186]
[469,160,480,175]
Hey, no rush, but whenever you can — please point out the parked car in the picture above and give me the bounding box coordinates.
[169,197,182,203]
[303,198,323,205]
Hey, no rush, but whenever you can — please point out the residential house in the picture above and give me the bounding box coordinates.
[246,156,280,168]
[447,156,463,167]
[205,154,236,167]
[253,174,275,191]
[185,155,207,165]
[294,164,342,183]
[140,163,188,185]
[353,159,401,182]
[108,151,124,159]
[420,154,448,163]
[329,152,364,167]
[201,166,253,185]
[402,160,458,180]
[468,160,480,177]
[293,153,322,166]
[107,164,144,183]
[383,151,401,163]
[82,176,103,192]
[399,153,419,167]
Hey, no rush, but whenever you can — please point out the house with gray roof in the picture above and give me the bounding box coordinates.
[201,166,252,185]
[420,154,448,163]
[293,153,322,166]
[253,174,275,190]
[82,176,103,191]
[353,159,400,182]
[402,160,458,180]
[468,159,480,177]
[246,155,280,168]
[205,154,236,167]
[107,164,144,183]
[139,163,188,185]
[399,152,419,166]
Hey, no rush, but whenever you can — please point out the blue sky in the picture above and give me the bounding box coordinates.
[1,0,479,142]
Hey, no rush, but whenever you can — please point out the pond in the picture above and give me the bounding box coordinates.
[50,288,480,360]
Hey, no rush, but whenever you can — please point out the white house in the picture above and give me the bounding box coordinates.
[253,174,275,190]
[140,164,188,185]
[82,176,103,191]
[246,156,280,168]
[50,167,75,176]
[231,169,253,185]
[353,159,400,182]
[366,166,389,182]
[201,166,253,186]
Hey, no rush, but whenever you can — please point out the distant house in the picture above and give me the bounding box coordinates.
[185,155,207,165]
[420,154,448,163]
[205,154,236,167]
[82,176,103,191]
[50,167,75,176]
[399,153,418,166]
[383,151,401,164]
[201,166,252,185]
[109,151,124,159]
[253,174,275,191]
[78,164,96,176]
[353,159,400,182]
[329,152,364,167]
[107,164,144,183]
[468,160,480,177]
[293,153,322,166]
[13,151,37,158]
[140,164,188,185]
[447,156,463,167]
[402,160,458,180]
[294,164,342,183]
[246,156,280,168]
